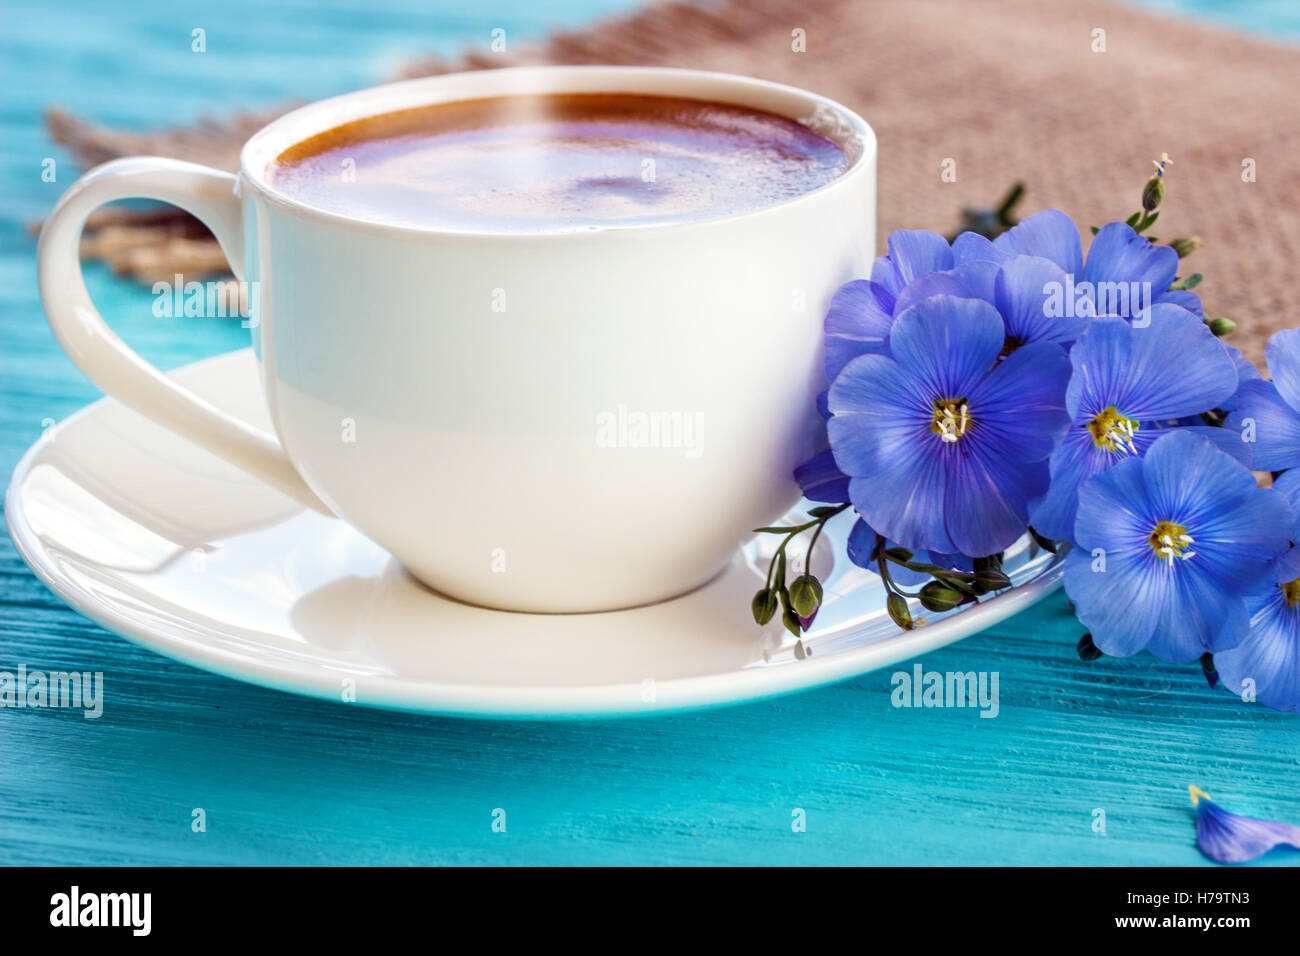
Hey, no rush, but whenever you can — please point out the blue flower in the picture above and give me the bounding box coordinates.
[1225,329,1300,471]
[825,222,1096,384]
[824,229,959,381]
[827,294,1070,556]
[1189,786,1300,864]
[1215,469,1300,713]
[986,210,1201,319]
[1029,307,1242,541]
[1064,431,1290,662]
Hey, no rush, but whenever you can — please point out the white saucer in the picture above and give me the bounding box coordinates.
[6,350,1065,719]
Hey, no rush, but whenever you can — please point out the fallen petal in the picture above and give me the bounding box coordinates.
[1190,786,1300,864]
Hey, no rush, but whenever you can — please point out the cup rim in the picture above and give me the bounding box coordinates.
[238,65,876,239]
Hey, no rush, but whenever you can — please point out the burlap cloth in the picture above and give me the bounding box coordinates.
[50,0,1300,364]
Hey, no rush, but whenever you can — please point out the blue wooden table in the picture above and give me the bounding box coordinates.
[2,0,1297,867]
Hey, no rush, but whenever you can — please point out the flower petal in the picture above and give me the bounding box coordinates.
[1216,587,1300,713]
[1071,453,1153,554]
[1064,309,1237,422]
[824,279,896,381]
[1275,545,1300,585]
[846,516,878,569]
[828,354,956,552]
[1030,425,1155,543]
[1145,566,1250,661]
[993,210,1084,277]
[1083,222,1179,308]
[952,231,1010,266]
[848,466,955,555]
[1156,288,1203,317]
[891,259,999,317]
[1031,431,1100,542]
[826,353,929,476]
[1231,346,1264,384]
[1265,328,1300,414]
[1270,467,1300,540]
[1142,430,1262,522]
[794,448,851,504]
[885,229,955,286]
[943,446,1045,556]
[1225,379,1300,472]
[1184,487,1291,596]
[994,254,1090,347]
[1190,787,1300,864]
[888,295,1005,399]
[870,253,903,296]
[1064,544,1163,657]
[967,340,1072,463]
[1164,424,1252,468]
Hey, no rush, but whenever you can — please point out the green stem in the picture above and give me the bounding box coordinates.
[885,551,981,582]
[761,503,850,588]
[874,535,924,599]
[805,522,827,575]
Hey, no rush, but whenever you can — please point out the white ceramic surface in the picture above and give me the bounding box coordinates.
[6,351,1066,720]
[37,66,877,612]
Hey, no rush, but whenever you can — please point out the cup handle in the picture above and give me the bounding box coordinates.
[37,157,328,513]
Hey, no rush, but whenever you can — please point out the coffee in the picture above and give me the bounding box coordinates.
[269,93,850,232]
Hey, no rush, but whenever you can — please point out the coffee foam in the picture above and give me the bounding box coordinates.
[269,93,850,232]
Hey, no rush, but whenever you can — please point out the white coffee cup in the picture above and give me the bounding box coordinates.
[38,66,876,612]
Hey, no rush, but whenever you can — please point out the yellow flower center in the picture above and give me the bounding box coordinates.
[1088,406,1139,453]
[1282,579,1300,608]
[931,398,971,444]
[1149,521,1195,563]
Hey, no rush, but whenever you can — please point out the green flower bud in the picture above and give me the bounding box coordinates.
[1207,316,1236,336]
[1200,652,1219,689]
[788,574,823,618]
[1168,236,1202,258]
[751,588,778,626]
[975,568,1012,591]
[886,593,913,630]
[1141,175,1164,212]
[781,604,803,637]
[919,581,963,612]
[806,505,841,519]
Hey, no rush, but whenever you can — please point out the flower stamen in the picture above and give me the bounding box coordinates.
[931,398,971,444]
[1282,579,1300,608]
[1088,406,1140,454]
[1149,520,1195,563]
